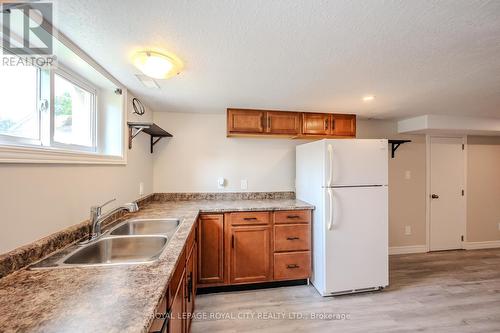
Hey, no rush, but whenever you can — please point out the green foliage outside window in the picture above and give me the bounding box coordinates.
[55,92,72,116]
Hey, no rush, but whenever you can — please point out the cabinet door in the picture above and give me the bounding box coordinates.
[230,226,271,284]
[185,244,196,332]
[198,215,225,285]
[148,294,168,333]
[227,109,264,134]
[265,111,300,135]
[302,113,330,135]
[169,269,185,333]
[331,114,356,137]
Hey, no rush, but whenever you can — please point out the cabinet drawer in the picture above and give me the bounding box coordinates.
[274,224,310,252]
[230,211,270,225]
[274,252,311,280]
[274,210,311,224]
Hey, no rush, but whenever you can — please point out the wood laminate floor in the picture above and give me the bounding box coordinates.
[191,249,500,333]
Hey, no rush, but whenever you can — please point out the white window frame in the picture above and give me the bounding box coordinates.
[0,29,127,164]
[0,65,102,156]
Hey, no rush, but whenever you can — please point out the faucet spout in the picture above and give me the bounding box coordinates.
[86,200,140,242]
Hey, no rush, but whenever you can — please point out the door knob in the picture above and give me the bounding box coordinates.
[431,194,439,199]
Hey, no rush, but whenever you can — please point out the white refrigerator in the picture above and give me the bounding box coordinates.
[296,139,389,296]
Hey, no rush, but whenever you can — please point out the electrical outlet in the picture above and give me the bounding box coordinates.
[240,179,248,190]
[405,225,412,235]
[139,182,144,195]
[217,177,225,189]
[404,170,411,180]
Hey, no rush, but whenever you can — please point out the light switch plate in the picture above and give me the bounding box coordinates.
[139,182,144,195]
[240,179,248,190]
[404,170,411,180]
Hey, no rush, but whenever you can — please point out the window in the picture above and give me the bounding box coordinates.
[0,66,39,141]
[0,29,125,164]
[53,71,96,150]
[0,64,97,153]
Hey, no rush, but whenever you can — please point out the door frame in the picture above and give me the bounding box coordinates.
[425,135,468,251]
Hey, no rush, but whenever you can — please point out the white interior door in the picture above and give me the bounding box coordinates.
[429,137,466,251]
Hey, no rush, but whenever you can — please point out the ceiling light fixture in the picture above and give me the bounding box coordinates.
[363,95,375,102]
[133,51,183,79]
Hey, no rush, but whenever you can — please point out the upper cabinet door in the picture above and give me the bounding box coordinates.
[266,111,301,135]
[227,109,264,134]
[331,114,356,137]
[302,113,330,135]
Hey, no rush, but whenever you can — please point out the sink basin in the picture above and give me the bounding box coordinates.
[108,218,180,237]
[62,235,168,266]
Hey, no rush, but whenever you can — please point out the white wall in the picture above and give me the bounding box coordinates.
[0,93,154,253]
[467,136,500,242]
[153,112,307,192]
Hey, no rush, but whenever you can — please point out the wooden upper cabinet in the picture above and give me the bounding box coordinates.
[265,111,300,135]
[331,114,356,137]
[302,113,330,135]
[198,214,225,286]
[229,225,272,284]
[227,108,355,138]
[227,109,264,134]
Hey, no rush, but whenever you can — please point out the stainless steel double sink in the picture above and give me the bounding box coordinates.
[32,219,180,268]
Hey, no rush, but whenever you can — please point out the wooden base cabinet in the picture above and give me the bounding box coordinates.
[149,222,198,333]
[197,210,312,290]
[185,242,196,331]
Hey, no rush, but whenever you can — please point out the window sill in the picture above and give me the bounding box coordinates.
[0,144,126,165]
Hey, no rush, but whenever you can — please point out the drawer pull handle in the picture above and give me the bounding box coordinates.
[286,236,300,240]
[287,264,300,269]
[243,217,258,221]
[287,215,301,219]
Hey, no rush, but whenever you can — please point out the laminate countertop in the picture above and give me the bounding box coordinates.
[0,199,313,333]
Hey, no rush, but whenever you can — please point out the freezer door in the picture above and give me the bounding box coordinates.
[325,139,388,186]
[324,186,388,294]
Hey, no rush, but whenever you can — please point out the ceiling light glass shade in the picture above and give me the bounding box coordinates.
[133,51,182,79]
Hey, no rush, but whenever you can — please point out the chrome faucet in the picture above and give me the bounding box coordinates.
[87,199,139,242]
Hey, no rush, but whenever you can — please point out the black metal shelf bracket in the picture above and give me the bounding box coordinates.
[150,136,163,154]
[127,122,173,154]
[389,140,411,158]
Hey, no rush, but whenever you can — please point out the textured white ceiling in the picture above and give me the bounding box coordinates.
[51,0,500,119]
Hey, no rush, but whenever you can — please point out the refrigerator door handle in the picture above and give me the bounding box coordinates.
[327,144,333,187]
[327,188,334,230]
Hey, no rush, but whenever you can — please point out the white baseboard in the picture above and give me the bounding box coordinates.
[463,240,500,250]
[389,245,428,255]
